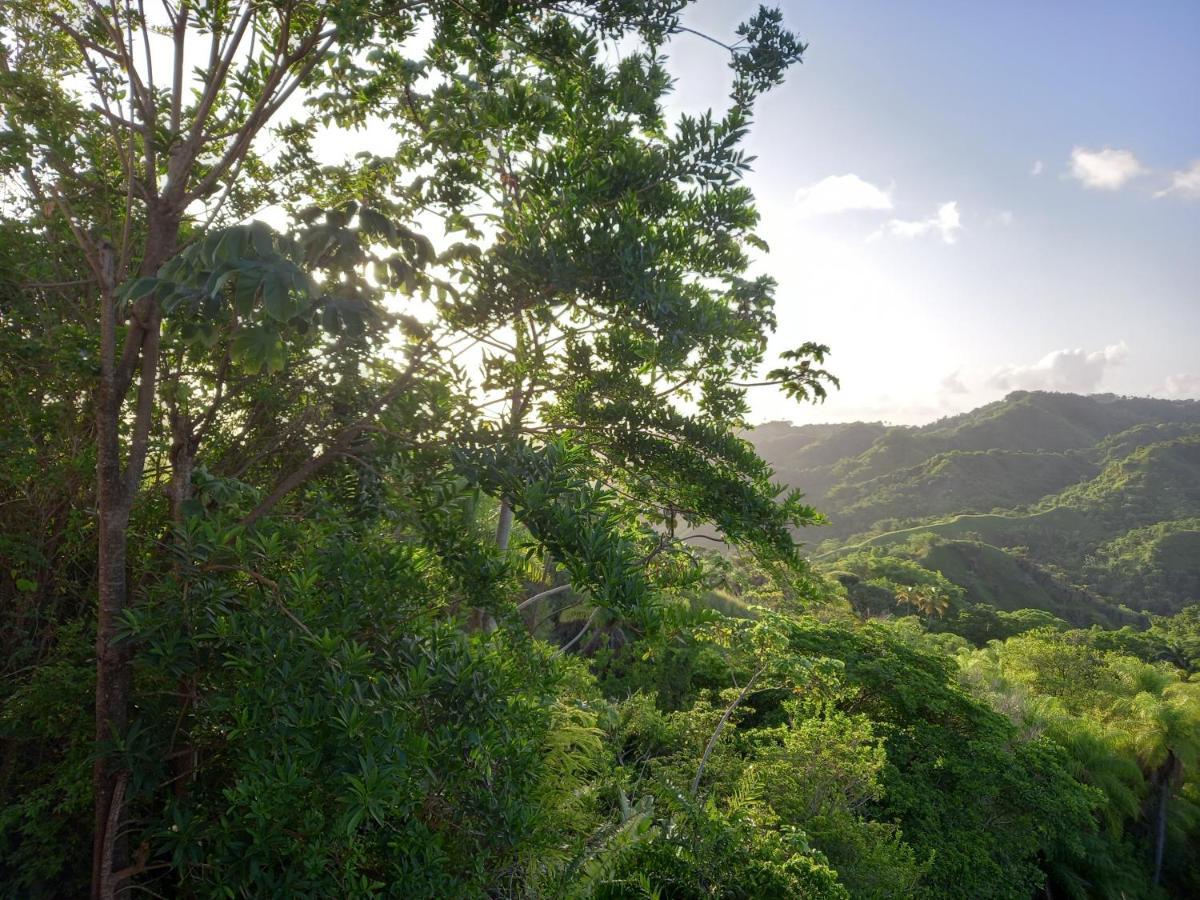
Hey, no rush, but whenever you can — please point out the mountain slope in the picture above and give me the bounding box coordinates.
[753,392,1200,619]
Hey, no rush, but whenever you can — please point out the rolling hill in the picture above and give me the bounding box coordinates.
[752,391,1200,621]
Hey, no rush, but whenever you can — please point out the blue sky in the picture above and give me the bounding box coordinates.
[666,1,1200,424]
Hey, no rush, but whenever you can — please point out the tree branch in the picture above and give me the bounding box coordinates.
[690,663,765,797]
[517,582,570,611]
[240,351,428,526]
[556,607,600,656]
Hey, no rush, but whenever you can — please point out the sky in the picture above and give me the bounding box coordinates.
[662,0,1200,425]
[118,1,1197,428]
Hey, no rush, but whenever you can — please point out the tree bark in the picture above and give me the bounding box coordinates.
[494,498,515,551]
[92,209,178,900]
[168,408,196,525]
[1153,780,1168,886]
[1152,751,1178,886]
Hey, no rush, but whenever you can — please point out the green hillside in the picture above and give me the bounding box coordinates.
[826,448,1096,536]
[1087,519,1200,615]
[753,392,1200,620]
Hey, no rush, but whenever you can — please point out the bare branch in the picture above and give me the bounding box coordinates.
[188,26,336,202]
[556,607,600,656]
[517,582,570,612]
[202,565,314,638]
[169,5,188,133]
[691,663,766,797]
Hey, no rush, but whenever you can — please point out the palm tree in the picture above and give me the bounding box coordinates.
[895,584,951,621]
[1117,680,1200,885]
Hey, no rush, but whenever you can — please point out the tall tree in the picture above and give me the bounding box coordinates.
[1,3,825,894]
[0,4,430,890]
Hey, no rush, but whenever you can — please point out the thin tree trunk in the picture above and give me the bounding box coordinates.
[517,582,569,612]
[92,241,128,900]
[556,607,599,656]
[1152,752,1177,886]
[472,382,524,632]
[168,409,195,524]
[92,212,178,900]
[495,498,515,550]
[1153,782,1167,886]
[92,505,132,899]
[495,380,524,556]
[478,490,513,632]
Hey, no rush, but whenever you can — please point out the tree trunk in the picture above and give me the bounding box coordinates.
[495,498,515,551]
[168,409,196,524]
[471,382,525,633]
[1152,751,1178,886]
[690,663,765,797]
[495,379,524,556]
[92,210,178,900]
[91,501,132,899]
[1153,779,1168,886]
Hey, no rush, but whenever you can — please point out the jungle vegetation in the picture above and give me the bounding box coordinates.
[0,2,1196,898]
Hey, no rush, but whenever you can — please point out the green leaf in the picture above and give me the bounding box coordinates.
[203,264,239,298]
[193,320,219,348]
[215,228,247,263]
[263,274,292,322]
[123,277,160,302]
[178,320,218,348]
[232,325,285,374]
[248,220,274,257]
[359,208,395,241]
[321,304,341,333]
[234,271,260,315]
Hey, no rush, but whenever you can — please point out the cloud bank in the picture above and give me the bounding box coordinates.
[873,201,962,244]
[940,370,968,394]
[1069,147,1145,190]
[795,174,893,217]
[1164,373,1200,399]
[1155,160,1200,200]
[989,342,1127,393]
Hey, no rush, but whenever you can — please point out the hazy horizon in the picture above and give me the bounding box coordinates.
[751,386,1200,430]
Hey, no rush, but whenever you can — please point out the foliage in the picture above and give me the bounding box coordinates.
[759,392,1200,617]
[1,1,1197,898]
[957,629,1200,896]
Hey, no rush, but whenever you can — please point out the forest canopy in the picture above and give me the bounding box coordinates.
[0,2,1196,898]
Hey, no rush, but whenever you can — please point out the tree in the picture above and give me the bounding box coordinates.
[388,5,832,629]
[895,583,952,620]
[1,4,454,888]
[1,2,826,895]
[1117,680,1200,885]
[959,629,1200,895]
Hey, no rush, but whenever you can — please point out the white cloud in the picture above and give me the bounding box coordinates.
[989,342,1127,393]
[1068,146,1145,190]
[873,201,962,244]
[1164,373,1200,399]
[995,210,1014,226]
[795,174,893,217]
[940,370,968,394]
[1030,160,1044,176]
[1154,160,1200,199]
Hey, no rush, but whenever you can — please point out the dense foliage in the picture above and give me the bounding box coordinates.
[1,2,1197,898]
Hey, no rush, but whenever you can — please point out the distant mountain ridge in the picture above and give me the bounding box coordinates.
[751,391,1200,620]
